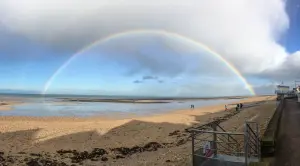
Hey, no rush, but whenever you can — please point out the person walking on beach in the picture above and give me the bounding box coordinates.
[240,103,243,109]
[236,104,239,111]
[225,105,227,111]
[190,104,195,109]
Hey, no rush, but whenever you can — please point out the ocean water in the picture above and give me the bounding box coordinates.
[0,95,240,117]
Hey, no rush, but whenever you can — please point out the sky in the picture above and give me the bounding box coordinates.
[0,0,299,97]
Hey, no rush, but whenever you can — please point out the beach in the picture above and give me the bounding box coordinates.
[0,95,276,165]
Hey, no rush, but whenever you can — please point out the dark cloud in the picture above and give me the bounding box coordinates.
[253,52,300,82]
[142,75,158,80]
[133,80,143,84]
[252,84,276,95]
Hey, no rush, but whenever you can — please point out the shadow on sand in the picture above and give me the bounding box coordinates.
[0,108,244,166]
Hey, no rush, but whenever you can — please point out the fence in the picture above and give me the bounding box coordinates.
[191,122,260,166]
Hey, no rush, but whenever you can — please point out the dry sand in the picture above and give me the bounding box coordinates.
[0,95,276,165]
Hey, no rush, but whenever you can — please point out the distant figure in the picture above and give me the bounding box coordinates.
[225,105,228,111]
[236,104,239,111]
[191,104,195,109]
[240,103,243,109]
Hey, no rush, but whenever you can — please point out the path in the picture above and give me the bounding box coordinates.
[274,98,300,166]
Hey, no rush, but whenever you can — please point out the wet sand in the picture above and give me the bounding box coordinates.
[61,98,171,104]
[60,96,248,104]
[0,99,22,111]
[0,95,275,165]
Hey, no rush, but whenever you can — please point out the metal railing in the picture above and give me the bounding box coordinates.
[191,122,260,166]
[244,121,260,164]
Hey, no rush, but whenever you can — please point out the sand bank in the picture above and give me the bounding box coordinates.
[0,95,276,165]
[0,100,22,111]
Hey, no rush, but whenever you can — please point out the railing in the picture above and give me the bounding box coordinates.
[244,121,260,164]
[191,122,260,166]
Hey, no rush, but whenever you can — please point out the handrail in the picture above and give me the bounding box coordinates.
[190,129,244,135]
[192,121,261,166]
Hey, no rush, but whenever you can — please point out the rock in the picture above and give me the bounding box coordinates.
[112,146,144,156]
[112,147,131,156]
[115,155,125,159]
[166,160,171,162]
[30,153,41,157]
[101,157,108,162]
[0,155,5,162]
[89,148,107,158]
[56,150,74,155]
[6,156,14,163]
[169,130,180,136]
[71,151,89,163]
[91,158,98,161]
[26,159,41,166]
[176,139,186,146]
[143,142,162,151]
[131,146,144,153]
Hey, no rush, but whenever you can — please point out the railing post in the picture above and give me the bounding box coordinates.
[228,134,230,154]
[244,124,248,166]
[256,123,260,159]
[192,131,194,165]
[212,123,217,157]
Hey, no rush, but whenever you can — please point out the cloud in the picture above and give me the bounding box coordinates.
[1,0,299,88]
[158,80,164,83]
[0,0,292,72]
[255,51,300,82]
[252,84,276,95]
[133,80,143,84]
[142,75,158,80]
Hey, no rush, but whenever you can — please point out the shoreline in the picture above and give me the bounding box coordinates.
[0,96,274,121]
[59,96,248,103]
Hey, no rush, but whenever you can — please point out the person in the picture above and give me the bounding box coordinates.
[191,104,194,109]
[225,105,227,111]
[236,104,239,111]
[240,103,243,109]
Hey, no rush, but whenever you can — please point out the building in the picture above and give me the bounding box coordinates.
[275,85,290,95]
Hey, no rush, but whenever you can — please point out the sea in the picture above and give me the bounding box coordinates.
[0,94,241,117]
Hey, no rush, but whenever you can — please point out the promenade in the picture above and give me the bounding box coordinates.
[274,98,300,166]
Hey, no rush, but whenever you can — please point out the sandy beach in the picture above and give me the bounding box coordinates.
[0,95,276,165]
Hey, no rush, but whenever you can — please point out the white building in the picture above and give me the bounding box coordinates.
[275,85,290,95]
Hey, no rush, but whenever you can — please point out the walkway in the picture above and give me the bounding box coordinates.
[274,98,300,166]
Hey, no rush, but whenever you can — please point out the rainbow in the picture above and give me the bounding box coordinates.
[42,30,255,95]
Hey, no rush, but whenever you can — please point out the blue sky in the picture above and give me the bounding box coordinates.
[0,0,299,96]
[283,0,300,53]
